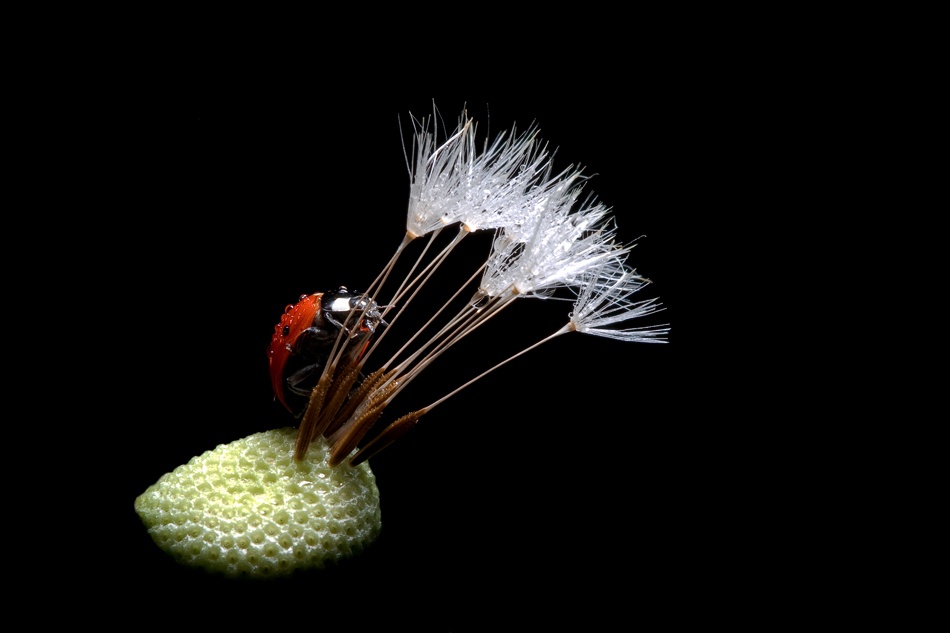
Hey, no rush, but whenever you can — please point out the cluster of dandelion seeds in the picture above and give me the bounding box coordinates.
[310,107,669,465]
[135,105,668,578]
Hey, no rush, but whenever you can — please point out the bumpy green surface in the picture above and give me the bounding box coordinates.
[135,427,381,578]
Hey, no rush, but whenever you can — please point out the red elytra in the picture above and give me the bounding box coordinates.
[267,293,321,412]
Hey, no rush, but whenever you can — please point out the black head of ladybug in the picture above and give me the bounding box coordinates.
[320,286,384,336]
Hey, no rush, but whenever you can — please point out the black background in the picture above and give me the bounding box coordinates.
[84,81,715,628]
[28,13,890,628]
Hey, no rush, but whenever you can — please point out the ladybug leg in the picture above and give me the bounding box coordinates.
[279,326,338,415]
[285,363,325,398]
[327,311,385,344]
[324,311,358,338]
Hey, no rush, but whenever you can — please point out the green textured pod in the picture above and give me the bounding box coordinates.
[134,427,382,578]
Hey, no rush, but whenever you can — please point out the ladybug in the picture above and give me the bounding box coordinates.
[267,286,383,417]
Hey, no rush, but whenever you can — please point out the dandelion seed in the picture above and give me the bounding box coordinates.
[404,108,558,238]
[396,256,666,421]
[567,259,669,343]
[479,192,621,299]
